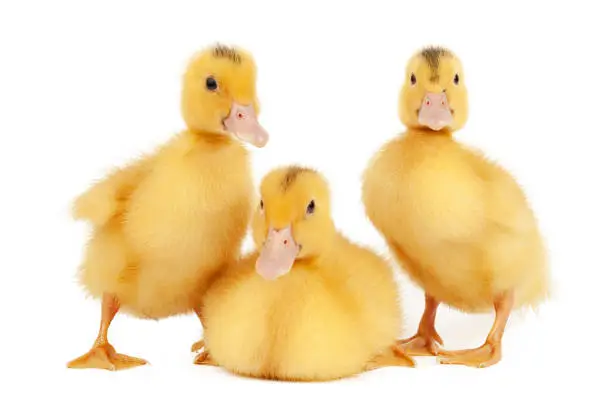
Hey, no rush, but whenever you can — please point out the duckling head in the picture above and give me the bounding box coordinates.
[252,166,335,280]
[181,44,268,147]
[399,46,468,132]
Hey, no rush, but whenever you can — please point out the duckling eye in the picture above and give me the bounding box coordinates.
[306,200,315,215]
[410,73,417,86]
[259,199,264,211]
[453,74,460,85]
[205,76,218,91]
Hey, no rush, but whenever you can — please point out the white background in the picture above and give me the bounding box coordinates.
[1,0,610,407]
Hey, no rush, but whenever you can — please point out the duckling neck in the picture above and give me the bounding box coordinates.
[184,129,238,148]
[295,233,342,269]
[406,127,454,139]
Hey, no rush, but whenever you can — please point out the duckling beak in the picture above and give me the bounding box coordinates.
[256,226,300,280]
[223,102,269,147]
[418,92,453,131]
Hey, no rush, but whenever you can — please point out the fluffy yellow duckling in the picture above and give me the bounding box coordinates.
[362,46,548,368]
[67,44,268,370]
[200,166,414,381]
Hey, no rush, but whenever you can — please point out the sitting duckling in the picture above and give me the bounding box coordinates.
[200,166,414,381]
[67,44,268,370]
[362,46,548,368]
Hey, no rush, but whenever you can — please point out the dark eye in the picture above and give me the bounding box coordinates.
[259,200,264,211]
[306,200,315,215]
[453,74,460,85]
[410,73,417,86]
[205,76,218,91]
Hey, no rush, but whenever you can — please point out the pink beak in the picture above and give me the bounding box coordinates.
[255,226,300,281]
[418,92,454,131]
[223,102,269,148]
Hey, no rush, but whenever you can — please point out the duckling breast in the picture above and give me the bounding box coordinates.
[205,265,379,381]
[363,136,487,252]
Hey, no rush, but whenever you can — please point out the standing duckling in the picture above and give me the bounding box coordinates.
[67,44,268,370]
[362,46,548,368]
[200,166,414,381]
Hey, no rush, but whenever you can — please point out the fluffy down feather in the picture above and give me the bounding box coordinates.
[201,167,413,380]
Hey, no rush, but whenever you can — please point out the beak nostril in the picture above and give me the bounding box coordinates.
[237,112,245,119]
[283,240,288,245]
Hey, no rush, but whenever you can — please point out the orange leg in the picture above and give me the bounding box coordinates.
[398,294,444,356]
[67,293,148,371]
[437,291,513,368]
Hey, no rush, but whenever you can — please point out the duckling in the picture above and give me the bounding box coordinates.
[67,44,268,370]
[362,46,548,368]
[199,166,414,381]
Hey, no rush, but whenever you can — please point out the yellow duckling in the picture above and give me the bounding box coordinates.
[362,46,548,368]
[200,166,414,381]
[67,44,268,370]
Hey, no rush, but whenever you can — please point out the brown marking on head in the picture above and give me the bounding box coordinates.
[420,46,453,83]
[280,166,315,192]
[212,44,242,64]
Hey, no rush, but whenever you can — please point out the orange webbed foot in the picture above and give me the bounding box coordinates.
[435,291,511,368]
[67,343,148,371]
[437,342,501,368]
[191,339,206,353]
[397,329,444,356]
[191,339,217,366]
[193,350,218,366]
[364,345,416,371]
